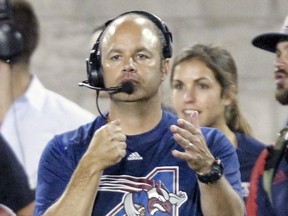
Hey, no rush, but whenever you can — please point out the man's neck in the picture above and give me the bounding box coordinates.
[10,69,31,100]
[108,97,163,135]
[0,64,31,122]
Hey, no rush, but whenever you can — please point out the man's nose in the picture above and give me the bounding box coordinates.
[274,58,285,70]
[123,57,136,72]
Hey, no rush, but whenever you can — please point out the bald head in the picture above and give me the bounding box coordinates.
[101,14,163,59]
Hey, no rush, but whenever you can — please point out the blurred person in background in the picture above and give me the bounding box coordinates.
[246,14,288,216]
[0,134,34,216]
[0,0,95,190]
[170,43,267,202]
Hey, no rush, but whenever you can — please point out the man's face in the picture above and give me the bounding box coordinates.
[100,15,168,102]
[274,41,288,105]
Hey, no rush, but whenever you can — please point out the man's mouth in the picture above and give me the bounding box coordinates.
[275,71,287,85]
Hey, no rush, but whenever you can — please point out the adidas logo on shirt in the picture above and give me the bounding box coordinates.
[127,152,143,161]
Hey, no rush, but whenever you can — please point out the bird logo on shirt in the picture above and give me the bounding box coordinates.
[99,167,188,215]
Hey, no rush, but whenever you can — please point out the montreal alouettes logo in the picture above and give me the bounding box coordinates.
[99,167,188,216]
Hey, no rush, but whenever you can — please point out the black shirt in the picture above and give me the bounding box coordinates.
[0,135,34,212]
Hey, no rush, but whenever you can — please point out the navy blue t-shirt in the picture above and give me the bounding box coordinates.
[35,111,242,216]
[236,133,266,200]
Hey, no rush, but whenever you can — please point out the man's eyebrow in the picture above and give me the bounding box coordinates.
[276,42,288,53]
[106,47,153,55]
[107,48,122,55]
[135,47,153,55]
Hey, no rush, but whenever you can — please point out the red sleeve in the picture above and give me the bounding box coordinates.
[246,148,269,216]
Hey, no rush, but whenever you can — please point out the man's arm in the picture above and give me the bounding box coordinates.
[42,154,103,216]
[39,119,127,216]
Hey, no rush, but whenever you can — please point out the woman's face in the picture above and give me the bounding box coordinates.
[171,59,231,127]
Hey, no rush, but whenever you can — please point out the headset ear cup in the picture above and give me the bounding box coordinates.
[0,1,23,61]
[88,68,104,88]
[87,41,105,88]
[163,44,172,58]
[0,23,23,60]
[161,24,172,58]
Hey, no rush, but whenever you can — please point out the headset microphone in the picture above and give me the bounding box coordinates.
[110,81,134,94]
[78,80,119,93]
[79,80,134,120]
[78,80,134,95]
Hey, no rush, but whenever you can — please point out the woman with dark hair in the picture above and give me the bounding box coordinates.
[170,43,266,201]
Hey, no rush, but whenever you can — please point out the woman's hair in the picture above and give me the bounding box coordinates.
[170,43,253,136]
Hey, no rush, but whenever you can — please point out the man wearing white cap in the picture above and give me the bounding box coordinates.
[246,15,288,216]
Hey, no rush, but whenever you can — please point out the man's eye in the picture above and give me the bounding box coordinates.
[111,55,120,60]
[137,54,148,59]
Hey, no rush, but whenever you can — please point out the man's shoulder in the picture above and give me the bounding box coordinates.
[61,114,105,139]
[43,118,101,158]
[53,116,104,144]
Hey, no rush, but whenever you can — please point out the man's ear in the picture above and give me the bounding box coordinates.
[161,59,170,81]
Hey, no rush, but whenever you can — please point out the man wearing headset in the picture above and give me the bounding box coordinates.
[35,11,244,216]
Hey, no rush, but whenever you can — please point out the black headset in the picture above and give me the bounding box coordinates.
[86,10,173,89]
[0,0,23,61]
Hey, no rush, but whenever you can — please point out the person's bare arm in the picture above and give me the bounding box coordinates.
[42,156,103,216]
[42,119,127,216]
